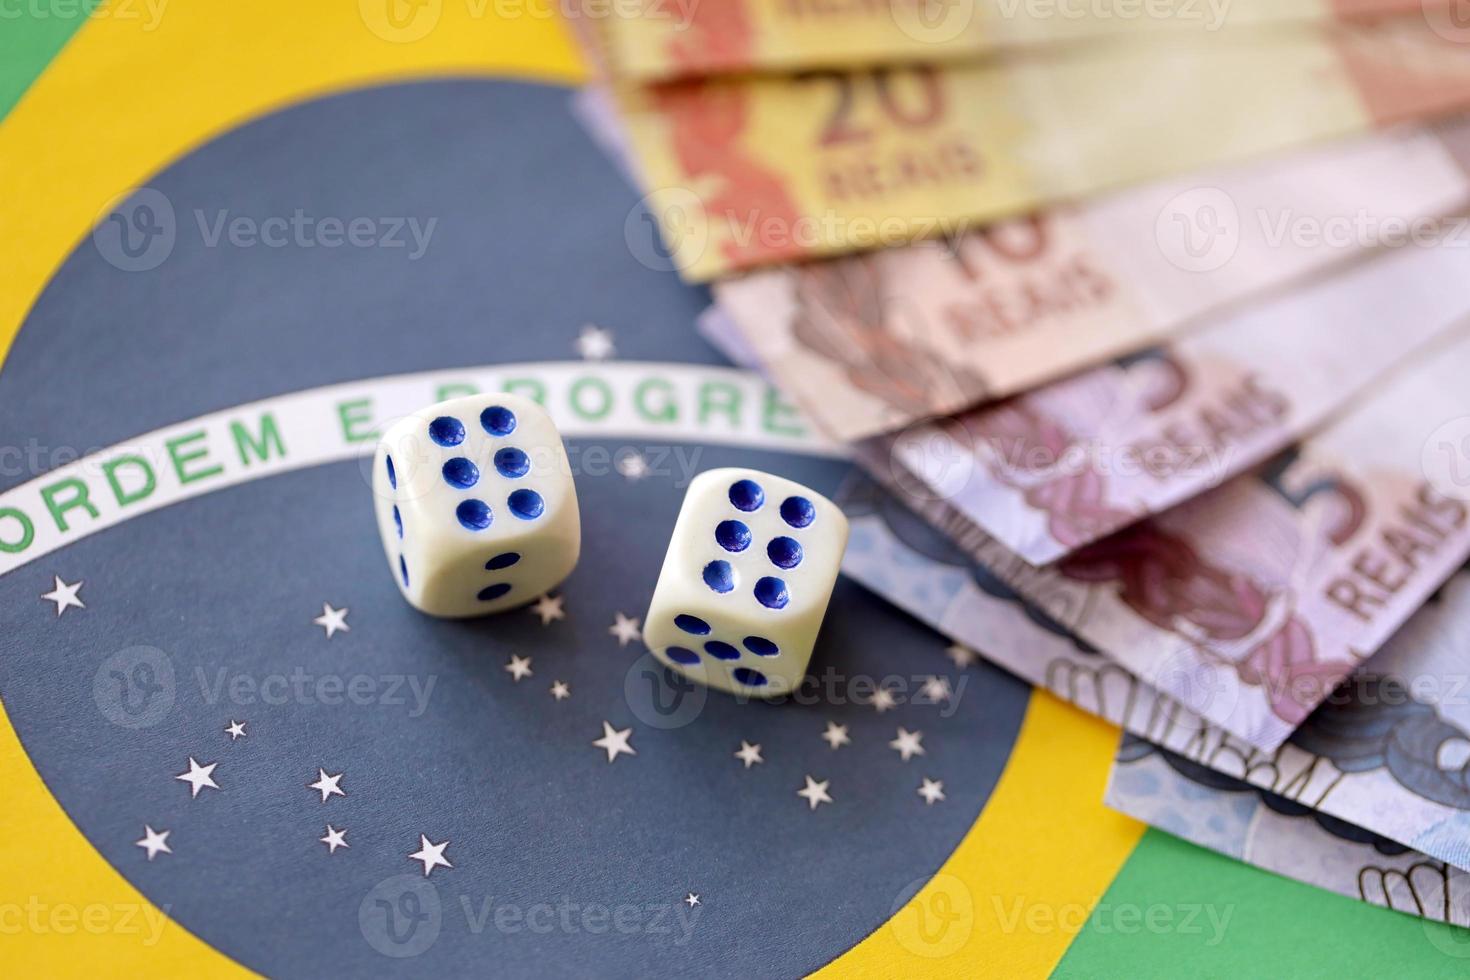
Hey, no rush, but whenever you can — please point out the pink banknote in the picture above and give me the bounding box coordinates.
[888,234,1470,564]
[876,316,1470,751]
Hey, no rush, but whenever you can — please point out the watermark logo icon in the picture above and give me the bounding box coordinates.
[1422,416,1470,502]
[1423,913,1470,959]
[93,188,175,272]
[624,652,707,729]
[1423,0,1470,43]
[892,0,975,43]
[1146,650,1237,733]
[625,187,708,274]
[889,873,974,958]
[93,646,176,729]
[359,874,442,958]
[887,417,977,504]
[1155,187,1240,273]
[360,0,442,42]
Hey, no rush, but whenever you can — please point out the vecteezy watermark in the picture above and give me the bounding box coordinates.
[457,894,699,945]
[93,646,177,729]
[1256,211,1470,252]
[888,0,1235,44]
[887,0,977,45]
[1315,670,1470,713]
[624,657,971,729]
[625,653,709,730]
[566,443,704,486]
[1155,187,1241,273]
[358,875,700,958]
[358,424,708,505]
[358,0,444,41]
[1142,650,1241,734]
[890,417,1243,506]
[356,430,711,513]
[1156,186,1470,273]
[358,0,699,44]
[0,426,279,483]
[992,0,1231,29]
[0,0,168,31]
[92,188,177,273]
[92,188,437,272]
[360,875,443,958]
[1422,0,1470,44]
[992,896,1235,945]
[92,647,438,726]
[1145,653,1470,732]
[1424,911,1470,959]
[625,193,988,275]
[194,666,438,717]
[1423,416,1470,503]
[193,210,436,260]
[0,898,173,946]
[889,874,975,958]
[626,188,710,275]
[0,438,114,479]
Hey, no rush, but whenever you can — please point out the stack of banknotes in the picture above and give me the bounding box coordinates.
[566,1,1470,929]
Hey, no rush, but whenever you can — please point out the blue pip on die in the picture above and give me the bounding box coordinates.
[372,393,580,617]
[644,468,849,697]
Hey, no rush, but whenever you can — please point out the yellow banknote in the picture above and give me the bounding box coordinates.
[618,19,1470,279]
[595,0,1442,79]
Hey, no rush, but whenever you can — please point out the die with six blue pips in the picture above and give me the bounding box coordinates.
[371,393,581,617]
[641,468,849,698]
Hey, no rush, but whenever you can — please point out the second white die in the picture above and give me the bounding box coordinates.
[643,468,849,697]
[371,392,580,617]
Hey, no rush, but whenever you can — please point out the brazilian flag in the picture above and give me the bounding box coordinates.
[0,4,1463,976]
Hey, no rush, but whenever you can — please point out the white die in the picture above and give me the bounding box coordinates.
[643,468,849,697]
[371,393,580,617]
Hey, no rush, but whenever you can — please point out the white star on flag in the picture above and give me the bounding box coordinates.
[920,676,952,702]
[946,643,978,669]
[409,835,453,877]
[918,778,947,805]
[576,323,616,361]
[607,612,643,647]
[890,728,926,762]
[320,825,349,854]
[870,688,898,713]
[505,654,533,681]
[684,893,701,908]
[734,741,763,768]
[225,720,247,741]
[41,575,85,616]
[175,757,220,799]
[821,721,850,750]
[592,721,636,762]
[616,452,650,481]
[308,768,346,802]
[529,594,565,625]
[797,775,833,811]
[550,680,571,701]
[135,825,171,860]
[313,602,350,638]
